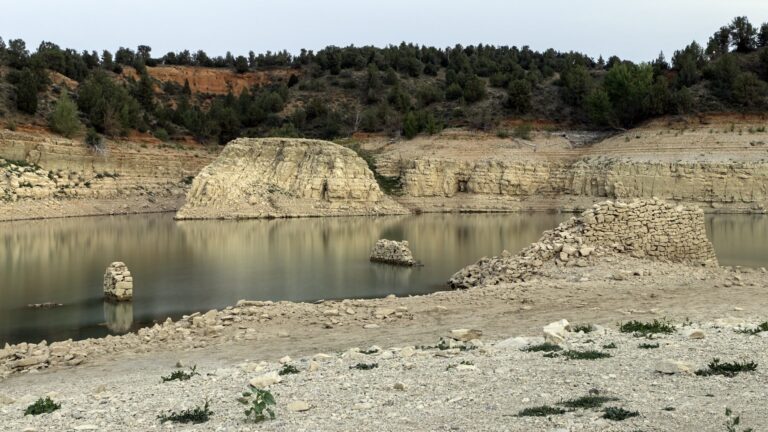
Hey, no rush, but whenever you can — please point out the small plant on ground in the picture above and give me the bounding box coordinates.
[25,397,61,416]
[602,407,639,421]
[638,342,660,349]
[736,322,768,335]
[572,324,594,333]
[561,350,612,360]
[619,319,675,336]
[351,362,378,370]
[278,364,300,375]
[161,365,199,382]
[559,395,619,409]
[602,342,617,349]
[695,359,757,377]
[523,342,562,352]
[725,407,754,432]
[446,360,475,370]
[516,405,566,417]
[239,386,276,423]
[158,400,212,424]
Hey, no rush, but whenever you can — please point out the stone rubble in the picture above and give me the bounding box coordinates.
[103,262,133,301]
[369,239,416,266]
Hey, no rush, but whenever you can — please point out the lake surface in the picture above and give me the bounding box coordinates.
[1,212,766,345]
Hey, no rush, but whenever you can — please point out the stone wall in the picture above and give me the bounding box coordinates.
[176,138,408,219]
[103,262,133,301]
[448,199,718,289]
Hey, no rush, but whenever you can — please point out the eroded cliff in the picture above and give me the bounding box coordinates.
[176,138,407,219]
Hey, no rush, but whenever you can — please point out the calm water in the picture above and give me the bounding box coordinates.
[1,213,766,345]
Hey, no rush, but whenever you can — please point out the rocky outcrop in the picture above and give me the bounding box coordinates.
[448,199,718,289]
[176,138,407,219]
[369,239,416,266]
[104,262,133,301]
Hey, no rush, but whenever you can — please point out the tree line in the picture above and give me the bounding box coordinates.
[2,16,768,144]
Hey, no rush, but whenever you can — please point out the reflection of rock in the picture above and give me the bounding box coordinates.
[104,301,133,334]
[104,262,133,301]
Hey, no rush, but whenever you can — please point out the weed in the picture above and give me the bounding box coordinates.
[619,319,675,336]
[542,352,559,358]
[239,386,276,423]
[725,407,754,432]
[161,365,199,382]
[561,350,612,360]
[351,363,378,370]
[181,175,195,185]
[572,324,594,333]
[695,359,757,377]
[513,123,533,140]
[278,364,300,375]
[158,400,212,424]
[663,406,676,411]
[602,342,617,349]
[24,397,61,416]
[736,322,768,335]
[638,343,660,349]
[603,407,639,421]
[496,129,510,138]
[559,395,618,409]
[447,360,475,370]
[523,342,562,353]
[516,405,566,417]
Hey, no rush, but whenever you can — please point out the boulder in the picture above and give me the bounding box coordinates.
[249,371,282,388]
[370,239,416,266]
[450,329,483,342]
[543,319,571,344]
[655,359,695,375]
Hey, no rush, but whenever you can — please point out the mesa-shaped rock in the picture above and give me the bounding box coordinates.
[175,138,408,219]
[448,199,718,289]
[370,239,416,266]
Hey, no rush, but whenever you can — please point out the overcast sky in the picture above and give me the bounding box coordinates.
[1,0,767,62]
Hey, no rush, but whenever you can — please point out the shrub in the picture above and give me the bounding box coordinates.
[85,128,103,149]
[158,400,212,424]
[619,319,675,336]
[161,365,199,382]
[602,406,639,421]
[278,364,300,375]
[49,93,80,137]
[602,342,617,349]
[725,407,754,432]
[239,386,276,423]
[695,359,757,377]
[523,342,562,353]
[153,128,170,142]
[572,324,594,333]
[559,395,618,409]
[25,397,61,416]
[736,321,768,335]
[351,363,378,370]
[516,405,566,417]
[513,123,533,140]
[561,350,612,360]
[638,342,660,349]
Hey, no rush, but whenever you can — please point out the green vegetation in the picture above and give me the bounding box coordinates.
[638,342,660,349]
[619,319,675,336]
[351,363,379,370]
[239,386,276,423]
[561,350,612,360]
[725,407,754,432]
[49,93,81,137]
[516,405,566,417]
[158,400,212,424]
[522,342,562,352]
[695,358,758,377]
[602,406,639,421]
[736,321,768,334]
[278,364,300,375]
[602,342,618,349]
[24,397,60,416]
[161,365,199,382]
[571,324,595,333]
[559,395,618,409]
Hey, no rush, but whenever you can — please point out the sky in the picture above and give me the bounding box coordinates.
[1,0,767,63]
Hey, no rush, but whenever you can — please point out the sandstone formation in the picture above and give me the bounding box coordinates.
[104,262,133,301]
[448,199,718,289]
[369,239,416,266]
[176,138,407,219]
[0,130,214,220]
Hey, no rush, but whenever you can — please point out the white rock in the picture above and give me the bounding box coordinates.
[655,360,695,375]
[249,371,282,388]
[495,336,544,350]
[363,324,380,329]
[543,319,571,344]
[686,329,705,339]
[287,400,311,412]
[450,328,483,341]
[279,356,292,364]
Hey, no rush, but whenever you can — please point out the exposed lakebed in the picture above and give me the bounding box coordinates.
[1,212,766,345]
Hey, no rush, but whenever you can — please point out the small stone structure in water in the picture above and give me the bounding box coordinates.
[104,262,133,301]
[370,239,416,266]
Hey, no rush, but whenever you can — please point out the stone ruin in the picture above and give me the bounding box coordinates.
[370,239,416,266]
[104,262,133,301]
[448,199,719,289]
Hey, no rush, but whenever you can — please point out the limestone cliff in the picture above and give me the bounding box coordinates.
[176,138,408,219]
[448,199,718,289]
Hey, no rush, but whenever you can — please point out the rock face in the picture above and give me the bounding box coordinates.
[369,239,416,266]
[176,138,408,219]
[448,199,718,289]
[104,262,133,301]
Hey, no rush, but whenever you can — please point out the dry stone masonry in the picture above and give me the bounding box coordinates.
[448,199,718,289]
[175,138,408,219]
[369,239,416,266]
[104,262,133,301]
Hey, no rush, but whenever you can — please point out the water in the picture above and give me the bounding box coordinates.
[0,213,566,345]
[1,213,766,345]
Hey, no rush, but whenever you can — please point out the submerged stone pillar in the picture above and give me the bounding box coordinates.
[104,262,133,301]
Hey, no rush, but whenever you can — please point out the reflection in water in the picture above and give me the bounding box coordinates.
[0,212,766,345]
[103,301,133,334]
